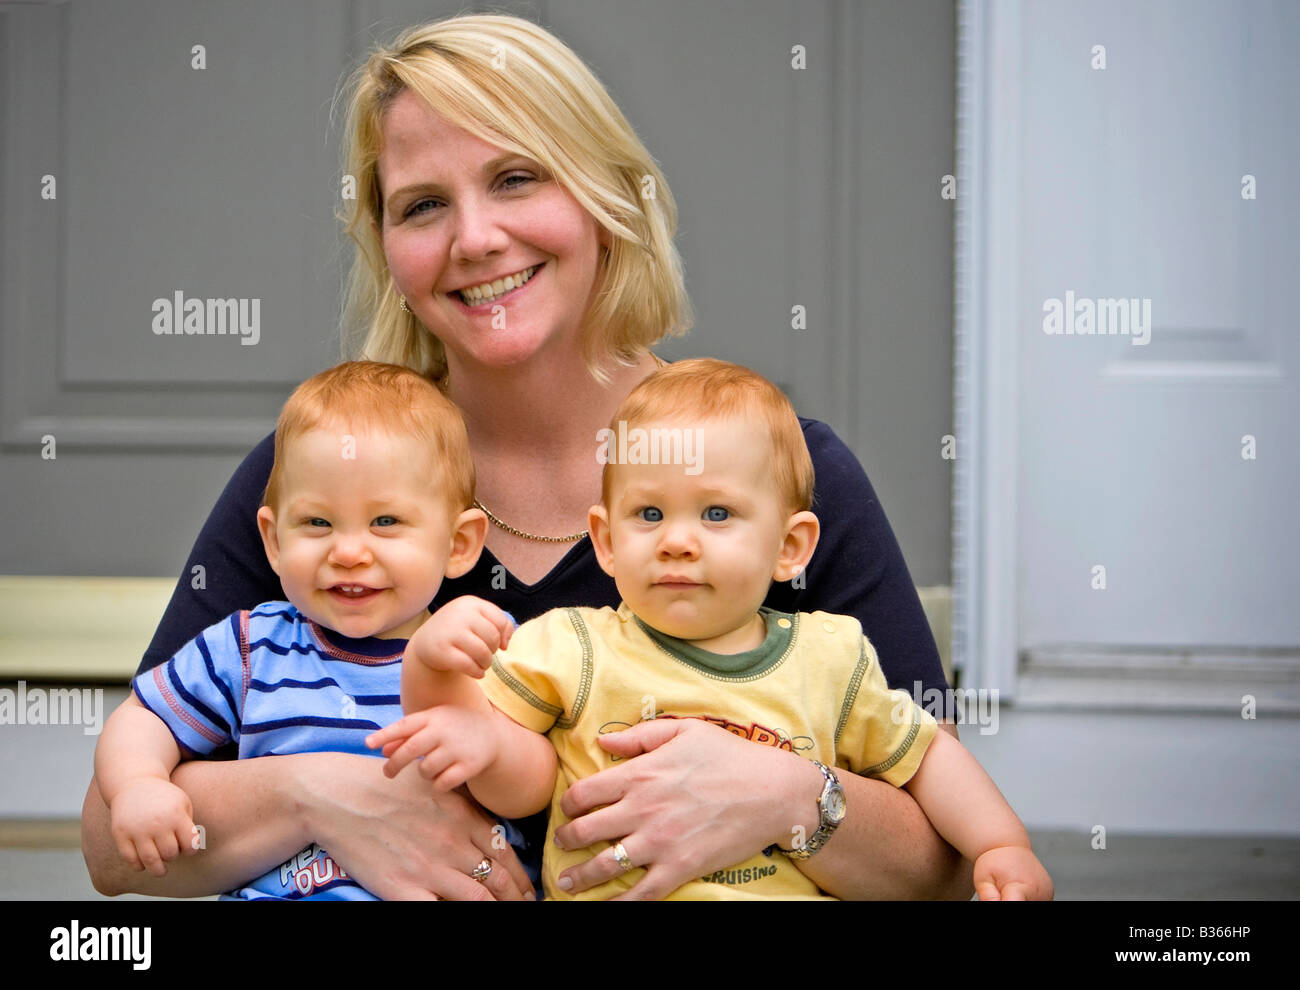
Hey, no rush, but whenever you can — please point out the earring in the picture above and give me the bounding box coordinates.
[399,297,410,314]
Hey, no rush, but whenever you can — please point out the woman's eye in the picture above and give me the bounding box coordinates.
[373,515,398,527]
[501,172,534,190]
[704,506,730,522]
[403,197,440,219]
[637,507,663,523]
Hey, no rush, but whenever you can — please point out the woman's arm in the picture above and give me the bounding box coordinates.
[792,722,973,899]
[83,753,313,897]
[83,751,533,900]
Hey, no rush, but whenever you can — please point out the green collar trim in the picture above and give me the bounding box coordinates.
[630,605,797,679]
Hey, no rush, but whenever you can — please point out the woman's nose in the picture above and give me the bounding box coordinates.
[449,198,510,262]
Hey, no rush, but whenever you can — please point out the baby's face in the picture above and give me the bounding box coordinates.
[594,416,800,648]
[258,424,458,640]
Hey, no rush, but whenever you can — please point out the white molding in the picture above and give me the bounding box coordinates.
[1,413,277,451]
[1100,360,1284,382]
[953,0,1022,696]
[1017,645,1300,714]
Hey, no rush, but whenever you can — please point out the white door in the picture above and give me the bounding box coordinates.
[959,0,1300,704]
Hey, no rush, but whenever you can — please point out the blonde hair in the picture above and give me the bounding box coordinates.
[263,361,474,515]
[336,13,692,383]
[603,358,815,514]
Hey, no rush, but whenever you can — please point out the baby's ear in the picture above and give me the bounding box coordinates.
[445,506,489,579]
[772,510,819,583]
[588,504,616,577]
[256,505,282,574]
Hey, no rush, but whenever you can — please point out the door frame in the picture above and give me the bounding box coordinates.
[952,0,1022,696]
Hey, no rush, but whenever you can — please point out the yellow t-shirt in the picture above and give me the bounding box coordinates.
[482,602,938,900]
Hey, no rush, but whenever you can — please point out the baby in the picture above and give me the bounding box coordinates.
[94,361,490,899]
[370,357,1053,900]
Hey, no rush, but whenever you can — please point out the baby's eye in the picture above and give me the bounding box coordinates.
[637,506,663,523]
[307,518,331,528]
[703,506,730,522]
[372,515,399,527]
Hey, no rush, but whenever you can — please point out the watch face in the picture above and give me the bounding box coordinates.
[825,786,847,824]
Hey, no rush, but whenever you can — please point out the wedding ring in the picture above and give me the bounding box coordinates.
[612,841,634,873]
[471,857,493,882]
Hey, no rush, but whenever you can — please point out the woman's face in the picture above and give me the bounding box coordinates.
[377,89,607,372]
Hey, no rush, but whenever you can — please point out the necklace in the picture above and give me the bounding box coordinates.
[460,353,668,543]
[473,498,589,543]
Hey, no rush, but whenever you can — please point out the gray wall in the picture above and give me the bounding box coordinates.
[0,0,955,586]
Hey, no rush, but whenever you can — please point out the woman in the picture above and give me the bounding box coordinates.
[82,13,971,900]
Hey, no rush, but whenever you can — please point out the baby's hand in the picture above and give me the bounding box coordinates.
[973,845,1054,901]
[406,596,515,679]
[108,778,199,877]
[366,706,500,791]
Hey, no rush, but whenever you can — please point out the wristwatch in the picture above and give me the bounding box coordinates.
[780,761,847,860]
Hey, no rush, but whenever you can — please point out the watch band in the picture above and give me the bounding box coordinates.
[779,761,846,860]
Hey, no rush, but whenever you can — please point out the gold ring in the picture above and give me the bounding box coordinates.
[612,841,634,873]
[470,857,492,882]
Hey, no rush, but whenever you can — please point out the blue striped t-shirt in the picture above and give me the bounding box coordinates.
[133,601,405,900]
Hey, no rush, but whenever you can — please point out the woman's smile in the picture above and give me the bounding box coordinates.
[451,263,542,309]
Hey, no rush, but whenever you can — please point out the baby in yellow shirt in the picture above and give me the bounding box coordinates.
[369,358,1052,900]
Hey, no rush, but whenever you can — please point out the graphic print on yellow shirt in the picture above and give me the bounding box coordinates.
[481,602,938,900]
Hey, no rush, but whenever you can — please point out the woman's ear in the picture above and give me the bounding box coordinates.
[445,506,489,579]
[772,510,820,583]
[588,503,616,577]
[256,505,282,575]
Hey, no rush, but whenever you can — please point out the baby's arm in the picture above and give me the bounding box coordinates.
[93,694,197,877]
[366,595,555,819]
[903,731,1053,900]
[400,595,514,713]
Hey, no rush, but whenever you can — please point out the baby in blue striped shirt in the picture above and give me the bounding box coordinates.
[93,362,492,895]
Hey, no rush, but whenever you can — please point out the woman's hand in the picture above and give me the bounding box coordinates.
[550,718,821,900]
[551,718,975,900]
[298,752,534,900]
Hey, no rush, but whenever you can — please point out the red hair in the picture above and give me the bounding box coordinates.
[262,361,474,513]
[602,358,814,513]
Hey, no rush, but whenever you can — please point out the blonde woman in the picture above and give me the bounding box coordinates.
[82,14,971,900]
